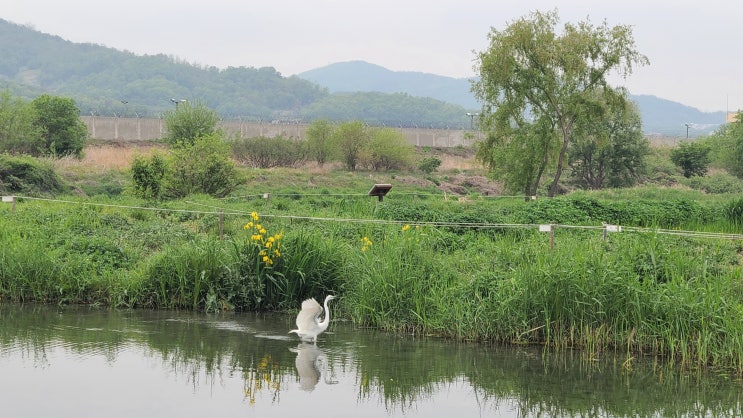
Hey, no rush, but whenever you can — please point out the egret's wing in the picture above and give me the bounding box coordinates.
[295,298,323,330]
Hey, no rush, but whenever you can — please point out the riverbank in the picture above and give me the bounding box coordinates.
[2,144,743,377]
[2,187,743,377]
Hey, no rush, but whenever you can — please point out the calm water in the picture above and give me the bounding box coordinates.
[0,304,740,417]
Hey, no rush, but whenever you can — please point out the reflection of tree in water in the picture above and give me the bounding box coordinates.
[2,305,742,417]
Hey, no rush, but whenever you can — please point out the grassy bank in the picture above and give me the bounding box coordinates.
[2,144,743,376]
[1,189,743,376]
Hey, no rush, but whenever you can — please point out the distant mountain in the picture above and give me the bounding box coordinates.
[0,19,729,137]
[298,61,727,137]
[298,61,479,110]
[631,95,726,137]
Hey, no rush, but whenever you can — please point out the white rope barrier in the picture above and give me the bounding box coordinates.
[4,194,743,241]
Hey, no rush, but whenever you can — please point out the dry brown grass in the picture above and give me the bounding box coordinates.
[54,143,165,173]
[438,154,479,172]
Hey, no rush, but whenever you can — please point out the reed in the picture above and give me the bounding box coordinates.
[2,187,743,375]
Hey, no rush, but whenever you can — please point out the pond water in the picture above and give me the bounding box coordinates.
[0,304,740,417]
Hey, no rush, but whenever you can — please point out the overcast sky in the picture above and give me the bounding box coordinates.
[4,0,742,113]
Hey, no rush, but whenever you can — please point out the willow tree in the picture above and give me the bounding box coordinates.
[473,9,648,198]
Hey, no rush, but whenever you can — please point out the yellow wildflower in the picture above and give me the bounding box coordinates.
[251,212,259,221]
[402,224,411,232]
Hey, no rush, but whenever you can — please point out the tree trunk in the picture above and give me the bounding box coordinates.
[548,124,571,197]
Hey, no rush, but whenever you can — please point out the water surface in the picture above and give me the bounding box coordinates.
[0,305,740,417]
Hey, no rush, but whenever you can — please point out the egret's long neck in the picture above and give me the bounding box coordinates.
[319,299,331,328]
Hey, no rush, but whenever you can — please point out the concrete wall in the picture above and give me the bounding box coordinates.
[80,116,480,147]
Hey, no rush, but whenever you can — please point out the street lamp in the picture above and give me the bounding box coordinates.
[120,100,128,117]
[170,98,187,109]
[685,123,691,139]
[466,112,479,130]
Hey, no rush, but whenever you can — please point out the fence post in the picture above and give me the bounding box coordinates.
[2,195,16,212]
[219,211,224,240]
[539,222,555,249]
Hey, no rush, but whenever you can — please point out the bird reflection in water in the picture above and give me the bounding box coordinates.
[290,342,338,391]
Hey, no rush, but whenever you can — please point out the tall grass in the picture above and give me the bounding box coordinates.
[2,189,743,375]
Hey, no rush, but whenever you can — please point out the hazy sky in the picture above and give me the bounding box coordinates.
[4,0,742,113]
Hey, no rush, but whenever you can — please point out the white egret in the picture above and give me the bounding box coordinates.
[289,295,335,342]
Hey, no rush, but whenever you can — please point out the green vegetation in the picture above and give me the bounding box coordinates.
[2,11,743,380]
[671,140,712,178]
[0,153,66,194]
[473,9,649,197]
[0,19,471,126]
[163,100,220,146]
[164,133,241,198]
[2,168,743,376]
[0,91,87,157]
[231,135,308,168]
[31,94,88,157]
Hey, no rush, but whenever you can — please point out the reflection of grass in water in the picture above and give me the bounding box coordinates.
[466,347,743,417]
[1,306,741,417]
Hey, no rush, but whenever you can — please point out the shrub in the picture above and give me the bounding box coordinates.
[680,173,743,194]
[166,133,242,198]
[670,141,711,178]
[418,156,442,174]
[130,152,166,200]
[363,127,415,171]
[32,94,88,158]
[0,153,65,194]
[0,91,42,155]
[163,100,220,146]
[231,136,307,168]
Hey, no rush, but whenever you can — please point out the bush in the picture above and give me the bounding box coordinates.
[670,141,711,178]
[130,152,167,200]
[231,136,307,168]
[163,100,220,146]
[363,127,415,171]
[418,156,442,174]
[680,173,743,194]
[32,94,88,158]
[166,133,242,198]
[0,153,65,194]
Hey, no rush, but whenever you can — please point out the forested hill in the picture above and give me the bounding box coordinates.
[0,18,728,134]
[298,61,728,137]
[0,19,471,127]
[0,19,326,117]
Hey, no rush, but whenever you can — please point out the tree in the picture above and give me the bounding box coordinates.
[364,127,415,171]
[476,115,558,198]
[670,141,711,178]
[472,9,648,197]
[333,120,368,171]
[305,119,336,166]
[568,98,649,189]
[0,91,42,155]
[164,100,220,146]
[31,94,88,157]
[709,112,743,178]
